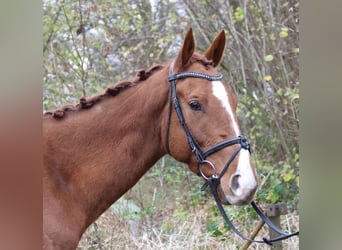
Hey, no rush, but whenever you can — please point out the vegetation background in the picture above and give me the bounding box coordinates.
[43,0,299,248]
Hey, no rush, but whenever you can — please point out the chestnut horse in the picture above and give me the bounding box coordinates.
[43,29,258,249]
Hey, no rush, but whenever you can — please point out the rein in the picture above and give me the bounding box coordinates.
[165,62,299,245]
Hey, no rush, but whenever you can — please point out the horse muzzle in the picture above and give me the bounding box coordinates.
[218,182,257,205]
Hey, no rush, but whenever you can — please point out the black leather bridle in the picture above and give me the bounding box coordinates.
[165,62,299,245]
[165,63,250,175]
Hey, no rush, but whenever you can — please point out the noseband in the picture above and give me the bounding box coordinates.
[165,62,299,245]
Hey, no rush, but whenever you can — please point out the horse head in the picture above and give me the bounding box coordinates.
[163,28,258,205]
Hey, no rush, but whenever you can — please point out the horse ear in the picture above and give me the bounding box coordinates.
[204,30,226,67]
[174,28,195,72]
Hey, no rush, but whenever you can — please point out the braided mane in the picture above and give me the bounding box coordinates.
[44,64,164,119]
[44,53,213,120]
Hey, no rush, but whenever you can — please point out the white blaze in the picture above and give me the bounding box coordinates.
[211,81,257,196]
[211,81,240,136]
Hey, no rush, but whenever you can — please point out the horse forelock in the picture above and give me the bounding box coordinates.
[44,64,164,119]
[190,52,215,69]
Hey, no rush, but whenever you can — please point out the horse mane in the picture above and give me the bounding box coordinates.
[44,53,213,120]
[44,64,164,119]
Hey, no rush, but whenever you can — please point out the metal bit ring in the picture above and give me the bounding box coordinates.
[199,160,217,180]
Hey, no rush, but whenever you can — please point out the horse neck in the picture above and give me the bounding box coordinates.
[44,69,170,229]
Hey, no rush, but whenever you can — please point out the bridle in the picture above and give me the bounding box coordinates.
[165,62,250,178]
[165,62,299,245]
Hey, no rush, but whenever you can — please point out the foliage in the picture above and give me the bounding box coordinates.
[43,0,299,246]
[43,0,187,110]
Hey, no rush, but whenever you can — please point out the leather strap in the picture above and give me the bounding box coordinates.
[206,177,299,245]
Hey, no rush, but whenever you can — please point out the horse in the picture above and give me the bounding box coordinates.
[43,28,258,249]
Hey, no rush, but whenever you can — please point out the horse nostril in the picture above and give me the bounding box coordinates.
[231,174,240,191]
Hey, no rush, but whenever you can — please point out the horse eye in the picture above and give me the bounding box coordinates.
[189,101,202,111]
